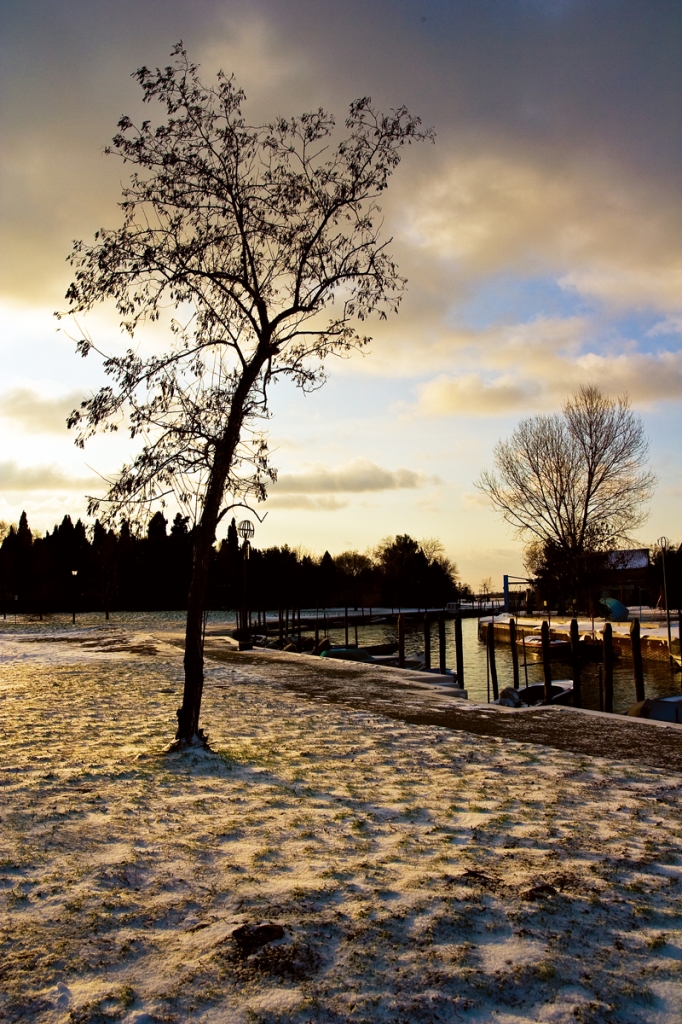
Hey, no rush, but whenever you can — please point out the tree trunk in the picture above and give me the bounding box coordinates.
[173,353,268,746]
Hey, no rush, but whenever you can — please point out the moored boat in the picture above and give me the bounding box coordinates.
[517,635,571,660]
[495,680,573,707]
[627,696,682,724]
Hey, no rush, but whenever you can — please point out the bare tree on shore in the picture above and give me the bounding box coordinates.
[60,45,434,747]
[476,386,656,591]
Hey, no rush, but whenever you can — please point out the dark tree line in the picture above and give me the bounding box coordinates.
[0,513,459,617]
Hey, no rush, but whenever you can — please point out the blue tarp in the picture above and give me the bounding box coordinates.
[599,597,629,621]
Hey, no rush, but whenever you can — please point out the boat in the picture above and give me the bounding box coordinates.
[626,696,682,724]
[517,635,571,660]
[494,681,573,707]
[319,647,374,663]
[363,642,399,655]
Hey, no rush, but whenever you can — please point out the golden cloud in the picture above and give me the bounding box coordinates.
[0,461,99,492]
[271,458,429,494]
[0,388,85,434]
[416,340,682,416]
[403,152,682,311]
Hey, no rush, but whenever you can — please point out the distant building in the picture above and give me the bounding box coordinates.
[602,548,651,605]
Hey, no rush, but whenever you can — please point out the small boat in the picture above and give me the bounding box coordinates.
[319,647,374,663]
[495,681,573,707]
[363,642,399,655]
[627,696,682,724]
[518,635,571,660]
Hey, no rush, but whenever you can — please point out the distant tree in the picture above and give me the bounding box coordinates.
[651,540,682,612]
[147,511,168,542]
[477,386,656,602]
[419,537,459,595]
[92,520,118,619]
[61,45,433,746]
[335,550,374,607]
[318,551,337,608]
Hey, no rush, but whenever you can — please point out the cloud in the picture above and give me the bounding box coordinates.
[419,376,539,417]
[411,319,679,415]
[0,461,99,492]
[403,153,682,313]
[265,495,348,512]
[272,458,428,494]
[461,491,489,509]
[0,388,84,433]
[647,316,682,338]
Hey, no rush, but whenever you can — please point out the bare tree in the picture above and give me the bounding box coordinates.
[61,45,434,746]
[477,386,656,568]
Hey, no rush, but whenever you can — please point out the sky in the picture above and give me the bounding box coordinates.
[0,0,680,590]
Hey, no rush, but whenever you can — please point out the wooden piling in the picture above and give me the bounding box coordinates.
[354,622,359,649]
[278,607,283,643]
[631,617,645,703]
[314,609,319,647]
[509,617,519,689]
[438,617,446,674]
[344,607,349,648]
[424,615,431,670]
[603,622,614,713]
[540,620,552,703]
[487,620,499,700]
[570,618,582,708]
[598,664,604,711]
[455,615,464,688]
[398,614,405,668]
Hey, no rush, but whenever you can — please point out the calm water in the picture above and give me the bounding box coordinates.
[2,609,679,714]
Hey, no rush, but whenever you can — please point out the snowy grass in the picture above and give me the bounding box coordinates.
[1,632,682,1023]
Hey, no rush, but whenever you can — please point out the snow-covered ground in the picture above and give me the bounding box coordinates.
[2,627,682,1023]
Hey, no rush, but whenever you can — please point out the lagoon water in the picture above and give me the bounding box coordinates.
[1,608,679,714]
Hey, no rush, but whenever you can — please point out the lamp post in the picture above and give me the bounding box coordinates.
[657,537,673,665]
[71,569,78,625]
[237,521,254,640]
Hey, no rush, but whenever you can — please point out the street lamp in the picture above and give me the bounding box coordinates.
[657,537,673,665]
[71,569,78,625]
[237,521,254,639]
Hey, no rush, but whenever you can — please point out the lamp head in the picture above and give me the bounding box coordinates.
[237,520,255,540]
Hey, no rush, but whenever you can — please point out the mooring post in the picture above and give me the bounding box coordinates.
[315,609,319,647]
[424,615,431,670]
[603,622,614,713]
[278,607,283,643]
[541,619,552,703]
[455,614,464,688]
[487,619,499,700]
[398,614,405,668]
[631,617,645,703]
[570,618,582,708]
[509,617,519,689]
[438,616,446,674]
[344,607,349,648]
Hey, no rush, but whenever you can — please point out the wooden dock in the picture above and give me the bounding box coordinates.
[478,614,679,665]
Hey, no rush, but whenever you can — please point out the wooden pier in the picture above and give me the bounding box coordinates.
[478,614,680,665]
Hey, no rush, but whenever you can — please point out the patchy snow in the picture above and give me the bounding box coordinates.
[1,627,682,1023]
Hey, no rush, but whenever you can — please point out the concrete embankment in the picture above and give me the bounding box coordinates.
[200,638,682,772]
